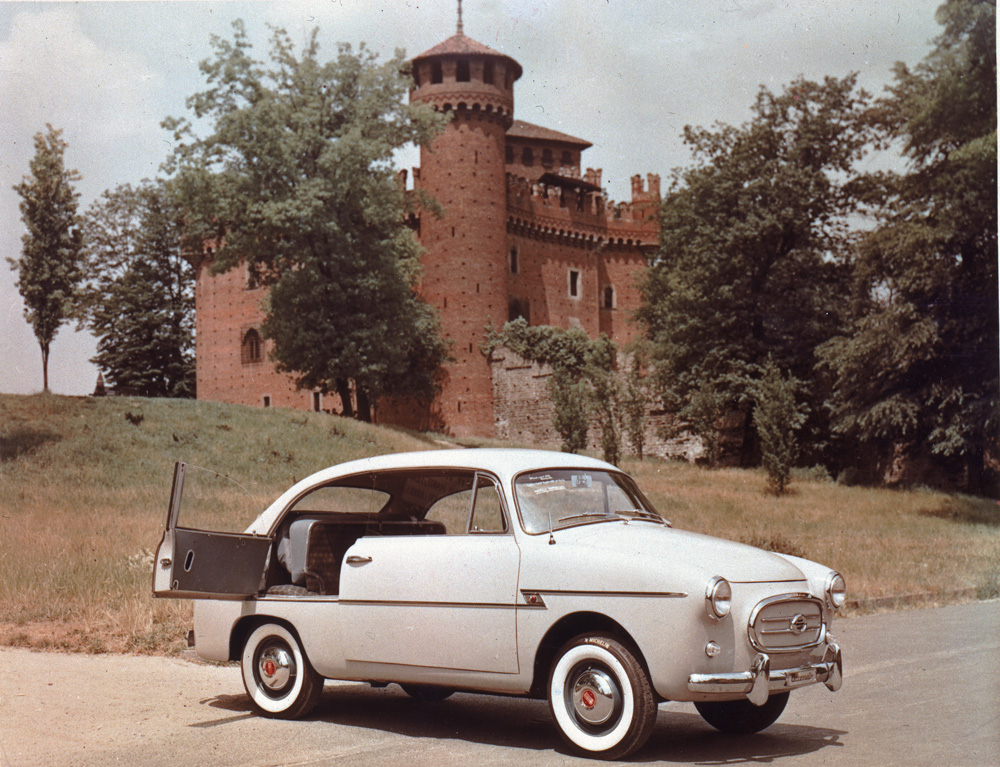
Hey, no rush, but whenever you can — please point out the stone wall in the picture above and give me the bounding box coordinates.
[489,346,703,461]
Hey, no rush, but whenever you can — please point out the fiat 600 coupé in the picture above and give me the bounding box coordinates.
[154,449,844,759]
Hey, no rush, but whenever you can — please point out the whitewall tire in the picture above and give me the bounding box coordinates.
[241,623,322,719]
[548,634,658,759]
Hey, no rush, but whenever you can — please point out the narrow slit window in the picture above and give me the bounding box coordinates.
[568,269,581,298]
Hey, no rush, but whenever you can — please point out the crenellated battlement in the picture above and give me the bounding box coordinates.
[504,170,660,247]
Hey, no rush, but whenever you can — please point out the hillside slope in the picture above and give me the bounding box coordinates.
[0,393,442,653]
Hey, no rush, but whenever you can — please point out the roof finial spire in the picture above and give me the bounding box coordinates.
[457,0,464,35]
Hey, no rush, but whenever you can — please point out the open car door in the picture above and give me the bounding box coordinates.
[153,462,272,600]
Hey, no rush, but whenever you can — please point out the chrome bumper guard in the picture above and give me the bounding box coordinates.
[688,642,842,706]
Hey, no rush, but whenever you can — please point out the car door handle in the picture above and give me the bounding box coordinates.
[346,555,372,565]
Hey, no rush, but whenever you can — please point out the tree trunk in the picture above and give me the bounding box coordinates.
[335,379,354,419]
[356,388,372,423]
[966,443,988,498]
[40,344,50,393]
[739,404,757,468]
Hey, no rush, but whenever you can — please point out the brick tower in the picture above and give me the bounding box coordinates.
[407,15,522,437]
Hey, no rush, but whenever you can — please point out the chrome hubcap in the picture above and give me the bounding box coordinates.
[572,668,619,725]
[258,645,293,691]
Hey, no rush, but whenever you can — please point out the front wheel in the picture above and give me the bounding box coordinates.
[241,623,322,719]
[548,634,658,760]
[694,691,789,735]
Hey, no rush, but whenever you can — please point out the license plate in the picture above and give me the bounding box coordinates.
[784,668,816,686]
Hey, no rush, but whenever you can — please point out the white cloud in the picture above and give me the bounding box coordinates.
[1,8,161,146]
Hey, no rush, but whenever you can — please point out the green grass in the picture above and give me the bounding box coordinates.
[1,393,997,655]
[0,393,439,654]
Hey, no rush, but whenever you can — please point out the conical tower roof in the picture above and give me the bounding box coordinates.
[412,32,522,81]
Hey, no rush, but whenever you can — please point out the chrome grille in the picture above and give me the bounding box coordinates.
[748,595,824,652]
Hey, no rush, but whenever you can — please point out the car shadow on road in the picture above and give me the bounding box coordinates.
[199,684,846,763]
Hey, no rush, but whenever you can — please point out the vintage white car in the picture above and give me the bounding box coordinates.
[154,448,844,759]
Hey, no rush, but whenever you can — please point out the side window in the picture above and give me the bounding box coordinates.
[423,473,506,534]
[470,476,506,533]
[289,485,388,515]
[425,489,473,534]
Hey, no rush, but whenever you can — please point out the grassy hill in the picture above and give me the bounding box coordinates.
[1,393,997,654]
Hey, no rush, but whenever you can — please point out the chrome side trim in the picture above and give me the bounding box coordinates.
[525,589,688,599]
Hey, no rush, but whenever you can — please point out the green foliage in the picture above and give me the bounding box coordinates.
[588,337,623,466]
[495,319,629,461]
[685,380,728,467]
[752,358,808,495]
[818,0,998,494]
[621,341,652,461]
[164,21,449,419]
[79,181,195,398]
[549,370,591,454]
[639,75,879,464]
[9,125,84,391]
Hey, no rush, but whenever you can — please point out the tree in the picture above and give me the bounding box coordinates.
[79,181,195,398]
[9,125,84,392]
[620,340,652,461]
[491,319,626,462]
[164,21,449,419]
[638,76,881,465]
[753,358,808,495]
[818,0,997,493]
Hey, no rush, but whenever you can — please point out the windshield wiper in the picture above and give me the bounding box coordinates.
[557,512,616,524]
[615,509,667,525]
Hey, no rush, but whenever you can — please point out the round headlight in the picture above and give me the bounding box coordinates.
[706,576,732,619]
[826,572,846,609]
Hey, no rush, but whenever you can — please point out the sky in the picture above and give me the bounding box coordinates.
[1,0,943,396]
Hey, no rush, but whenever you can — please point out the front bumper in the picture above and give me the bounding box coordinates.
[688,642,843,706]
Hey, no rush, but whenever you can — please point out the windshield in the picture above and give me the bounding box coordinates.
[514,469,664,534]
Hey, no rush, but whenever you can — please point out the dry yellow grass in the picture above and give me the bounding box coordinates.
[0,393,438,654]
[1,393,996,654]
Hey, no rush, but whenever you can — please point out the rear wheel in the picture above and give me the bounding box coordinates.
[547,634,658,759]
[241,623,322,719]
[695,691,789,734]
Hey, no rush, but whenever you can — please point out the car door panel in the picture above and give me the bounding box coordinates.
[338,534,520,673]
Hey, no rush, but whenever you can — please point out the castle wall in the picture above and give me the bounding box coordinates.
[193,262,320,411]
[490,347,704,462]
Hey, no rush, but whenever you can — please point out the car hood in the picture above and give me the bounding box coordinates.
[542,521,806,585]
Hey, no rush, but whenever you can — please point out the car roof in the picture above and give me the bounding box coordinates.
[248,448,617,534]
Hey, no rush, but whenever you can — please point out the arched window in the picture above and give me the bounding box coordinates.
[506,144,515,164]
[542,148,553,168]
[483,60,495,85]
[522,146,534,167]
[456,59,470,82]
[241,329,262,364]
[561,150,572,167]
[431,61,443,84]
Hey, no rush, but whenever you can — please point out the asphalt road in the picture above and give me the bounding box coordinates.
[1,600,997,767]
